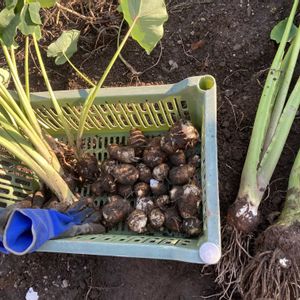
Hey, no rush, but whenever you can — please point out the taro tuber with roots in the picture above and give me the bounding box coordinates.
[216,4,300,297]
[241,149,300,300]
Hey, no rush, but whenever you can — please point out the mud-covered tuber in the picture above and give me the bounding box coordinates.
[127,209,148,233]
[164,207,182,232]
[117,184,133,198]
[143,147,166,168]
[182,217,202,236]
[169,150,186,166]
[134,182,150,198]
[107,144,139,163]
[169,164,195,185]
[153,163,169,181]
[112,164,139,185]
[136,196,154,214]
[91,174,116,196]
[102,195,131,227]
[136,163,152,183]
[178,184,201,219]
[149,208,165,229]
[150,179,168,196]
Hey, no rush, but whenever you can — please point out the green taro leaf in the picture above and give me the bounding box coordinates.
[271,18,297,44]
[0,8,15,30]
[28,2,42,25]
[0,8,20,46]
[47,29,80,65]
[0,68,11,88]
[18,5,41,40]
[5,0,18,9]
[120,0,168,54]
[28,0,57,8]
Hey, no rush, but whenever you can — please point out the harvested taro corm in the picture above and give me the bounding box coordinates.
[98,119,202,236]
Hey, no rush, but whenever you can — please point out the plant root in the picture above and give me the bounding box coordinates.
[215,224,252,299]
[241,248,300,300]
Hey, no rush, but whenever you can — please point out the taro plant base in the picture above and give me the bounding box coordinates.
[0,76,220,264]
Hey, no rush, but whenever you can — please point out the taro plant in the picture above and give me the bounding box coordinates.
[216,0,300,297]
[0,0,168,206]
[241,145,300,300]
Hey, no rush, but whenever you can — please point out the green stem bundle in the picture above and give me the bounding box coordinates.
[228,0,300,233]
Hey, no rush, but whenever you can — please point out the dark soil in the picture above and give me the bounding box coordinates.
[1,0,299,299]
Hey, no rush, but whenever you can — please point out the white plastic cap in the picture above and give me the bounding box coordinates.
[199,242,221,264]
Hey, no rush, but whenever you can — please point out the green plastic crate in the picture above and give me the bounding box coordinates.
[0,76,220,264]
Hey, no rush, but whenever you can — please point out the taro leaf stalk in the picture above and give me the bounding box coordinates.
[216,1,300,297]
[75,0,168,150]
[241,146,300,299]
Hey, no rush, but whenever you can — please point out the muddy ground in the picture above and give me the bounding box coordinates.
[0,0,298,299]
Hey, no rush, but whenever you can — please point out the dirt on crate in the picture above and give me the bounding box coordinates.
[1,0,299,299]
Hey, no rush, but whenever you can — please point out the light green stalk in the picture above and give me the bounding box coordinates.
[63,54,95,87]
[263,24,300,152]
[10,47,18,73]
[1,44,42,137]
[76,17,138,148]
[32,34,75,148]
[0,91,62,173]
[25,36,30,99]
[258,77,300,191]
[237,0,299,206]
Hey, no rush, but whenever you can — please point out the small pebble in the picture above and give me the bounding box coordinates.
[61,279,69,288]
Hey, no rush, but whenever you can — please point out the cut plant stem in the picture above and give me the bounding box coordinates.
[1,44,42,137]
[76,17,138,147]
[32,34,75,150]
[63,54,95,87]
